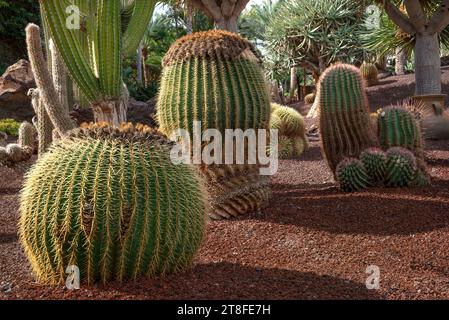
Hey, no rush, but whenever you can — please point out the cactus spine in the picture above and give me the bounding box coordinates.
[360,62,378,87]
[385,147,417,187]
[19,124,207,285]
[157,30,271,220]
[336,158,371,192]
[38,0,156,125]
[318,63,378,172]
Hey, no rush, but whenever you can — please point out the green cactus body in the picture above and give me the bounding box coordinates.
[318,63,378,172]
[157,30,270,138]
[385,147,417,187]
[272,106,306,137]
[360,62,378,87]
[157,31,271,220]
[19,124,207,285]
[270,112,282,131]
[360,148,387,184]
[336,158,371,192]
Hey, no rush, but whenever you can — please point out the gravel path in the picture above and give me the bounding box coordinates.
[1,137,448,300]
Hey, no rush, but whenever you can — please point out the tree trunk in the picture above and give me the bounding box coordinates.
[142,47,150,87]
[186,4,194,34]
[92,85,129,126]
[216,16,238,33]
[414,33,441,95]
[395,47,408,75]
[288,66,298,102]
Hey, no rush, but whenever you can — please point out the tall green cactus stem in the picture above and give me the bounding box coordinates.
[360,148,387,184]
[360,62,378,87]
[336,158,372,192]
[157,30,270,137]
[49,40,69,114]
[385,147,417,187]
[157,31,271,219]
[29,89,53,156]
[19,123,207,285]
[318,63,378,172]
[18,122,37,151]
[26,24,75,136]
[39,0,156,125]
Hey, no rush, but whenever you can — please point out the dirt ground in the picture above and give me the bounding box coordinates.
[1,70,449,300]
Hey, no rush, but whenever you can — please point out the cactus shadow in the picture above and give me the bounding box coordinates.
[103,263,385,300]
[260,183,449,236]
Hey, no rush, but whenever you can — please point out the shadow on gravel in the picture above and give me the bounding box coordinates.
[0,233,18,244]
[261,186,449,236]
[99,263,385,300]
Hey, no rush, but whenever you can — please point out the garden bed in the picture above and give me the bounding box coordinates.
[1,136,448,300]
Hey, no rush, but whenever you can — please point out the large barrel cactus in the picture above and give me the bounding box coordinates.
[318,63,378,172]
[19,123,207,285]
[157,30,270,137]
[157,30,271,220]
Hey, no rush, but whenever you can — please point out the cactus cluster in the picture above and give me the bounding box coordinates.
[19,123,207,285]
[269,104,309,159]
[0,121,37,168]
[360,62,378,87]
[157,30,271,220]
[318,63,430,191]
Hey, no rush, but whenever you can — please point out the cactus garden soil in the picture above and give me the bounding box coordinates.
[1,134,448,300]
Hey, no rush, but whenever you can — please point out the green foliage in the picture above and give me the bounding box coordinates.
[265,0,367,73]
[19,124,207,285]
[0,0,40,40]
[0,118,21,136]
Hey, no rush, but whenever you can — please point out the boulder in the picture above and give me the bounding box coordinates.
[0,60,36,121]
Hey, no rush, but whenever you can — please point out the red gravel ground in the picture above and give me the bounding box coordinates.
[1,71,449,300]
[1,136,448,300]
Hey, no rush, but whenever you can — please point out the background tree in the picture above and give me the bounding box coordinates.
[190,0,249,32]
[375,0,449,95]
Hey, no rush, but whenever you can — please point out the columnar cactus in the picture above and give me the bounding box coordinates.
[360,62,378,87]
[385,147,417,187]
[318,63,378,172]
[157,30,270,136]
[157,30,271,220]
[19,123,207,285]
[37,0,156,125]
[336,158,371,192]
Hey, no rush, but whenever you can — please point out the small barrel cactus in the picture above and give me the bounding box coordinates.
[385,147,417,187]
[318,63,378,172]
[336,158,371,192]
[360,148,387,184]
[360,62,378,87]
[19,123,207,285]
[304,92,316,104]
[272,105,306,137]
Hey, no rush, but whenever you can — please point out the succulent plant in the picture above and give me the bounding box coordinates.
[157,30,270,137]
[385,147,417,187]
[272,105,306,137]
[360,148,387,184]
[318,63,378,172]
[18,122,37,152]
[19,123,207,285]
[304,92,316,104]
[360,62,378,87]
[336,158,371,192]
[199,164,271,220]
[156,30,272,220]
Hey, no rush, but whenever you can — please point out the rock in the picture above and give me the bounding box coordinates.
[0,60,36,121]
[70,97,157,128]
